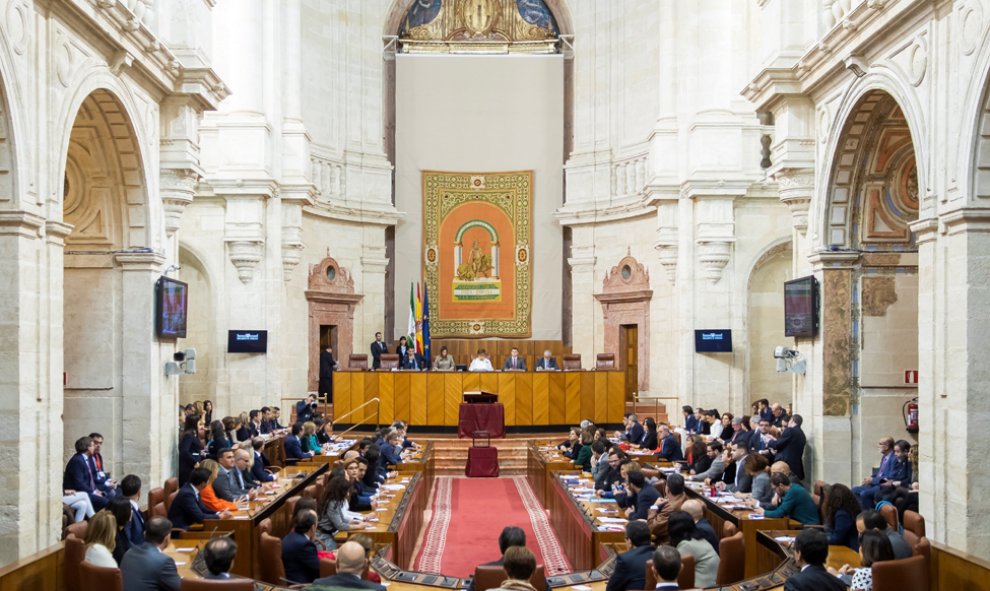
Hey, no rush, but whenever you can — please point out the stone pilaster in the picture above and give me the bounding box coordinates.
[567,240,598,367]
[359,244,390,346]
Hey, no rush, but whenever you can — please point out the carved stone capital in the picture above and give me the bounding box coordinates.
[774,169,814,234]
[697,239,734,283]
[161,168,199,236]
[226,240,263,283]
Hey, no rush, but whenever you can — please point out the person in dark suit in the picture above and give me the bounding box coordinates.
[250,438,276,484]
[650,545,683,591]
[502,347,527,371]
[236,410,261,442]
[285,423,314,460]
[783,528,848,591]
[119,474,145,548]
[682,405,700,433]
[655,425,683,462]
[311,541,386,591]
[370,332,388,369]
[88,432,118,498]
[624,471,660,520]
[767,414,807,481]
[319,345,338,402]
[465,527,547,591]
[606,521,655,591]
[167,467,228,530]
[201,536,238,580]
[213,449,253,502]
[283,509,321,584]
[623,414,645,444]
[121,517,182,591]
[535,349,558,371]
[178,415,203,486]
[399,347,424,370]
[682,499,720,554]
[395,336,409,357]
[63,436,110,511]
[379,430,404,466]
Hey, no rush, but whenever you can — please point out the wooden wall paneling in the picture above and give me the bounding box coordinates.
[364,372,379,425]
[480,373,499,393]
[499,373,517,426]
[394,373,411,422]
[350,372,365,423]
[578,372,596,420]
[334,373,351,420]
[0,544,62,591]
[591,372,607,425]
[933,540,990,590]
[426,373,446,425]
[564,372,582,425]
[532,373,550,425]
[606,372,625,423]
[463,372,481,393]
[378,373,395,425]
[444,373,462,426]
[410,373,428,426]
[548,372,566,424]
[516,373,534,426]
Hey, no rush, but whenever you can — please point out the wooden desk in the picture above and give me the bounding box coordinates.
[333,370,625,427]
[164,538,202,579]
[545,472,626,571]
[203,463,328,578]
[262,434,287,468]
[347,472,429,570]
[527,442,581,508]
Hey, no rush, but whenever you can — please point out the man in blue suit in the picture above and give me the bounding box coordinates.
[655,424,683,462]
[282,509,321,583]
[625,471,661,520]
[63,436,109,511]
[202,536,238,580]
[370,332,388,369]
[853,438,913,509]
[399,347,424,370]
[167,467,229,530]
[121,517,182,591]
[622,414,645,444]
[605,521,655,591]
[767,414,806,481]
[249,437,276,484]
[783,528,847,591]
[119,474,145,547]
[535,350,558,371]
[285,423,313,460]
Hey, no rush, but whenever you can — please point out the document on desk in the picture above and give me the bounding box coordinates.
[383,484,406,491]
[598,517,628,523]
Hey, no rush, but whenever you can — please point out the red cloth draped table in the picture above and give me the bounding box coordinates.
[457,403,505,438]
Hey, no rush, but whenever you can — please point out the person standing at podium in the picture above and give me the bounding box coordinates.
[503,347,527,371]
[370,332,388,369]
[469,349,494,371]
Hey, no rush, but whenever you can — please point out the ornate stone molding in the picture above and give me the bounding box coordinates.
[697,239,735,283]
[567,244,597,273]
[226,239,263,283]
[161,168,199,236]
[0,210,45,238]
[594,254,653,391]
[774,168,814,234]
[653,202,678,284]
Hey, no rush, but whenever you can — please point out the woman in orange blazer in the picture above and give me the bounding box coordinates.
[199,459,238,512]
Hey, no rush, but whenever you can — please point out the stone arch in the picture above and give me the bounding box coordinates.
[966,29,990,202]
[0,49,20,204]
[383,0,574,36]
[745,240,793,405]
[178,243,217,408]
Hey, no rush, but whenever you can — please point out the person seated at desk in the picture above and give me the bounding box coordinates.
[399,347,425,370]
[168,467,230,530]
[668,510,720,588]
[121,517,182,591]
[392,420,419,449]
[857,510,912,559]
[466,526,546,591]
[312,541,386,591]
[638,418,659,450]
[650,545,683,591]
[198,460,238,512]
[107,497,133,564]
[782,528,848,591]
[378,428,405,466]
[83,510,119,568]
[572,430,593,471]
[493,546,540,591]
[469,349,494,372]
[853,438,912,511]
[433,346,456,370]
[285,423,314,460]
[647,473,688,544]
[753,472,821,525]
[396,335,410,357]
[823,483,862,551]
[214,448,256,502]
[625,470,660,520]
[596,450,629,496]
[503,347,527,371]
[829,529,893,591]
[606,520,655,591]
[682,405,700,434]
[655,424,683,462]
[681,500,719,554]
[296,393,319,424]
[259,406,274,434]
[202,536,238,580]
[236,409,261,441]
[590,440,611,488]
[301,421,321,454]
[249,437,277,484]
[63,435,110,511]
[688,440,726,483]
[283,509,321,584]
[535,349,558,371]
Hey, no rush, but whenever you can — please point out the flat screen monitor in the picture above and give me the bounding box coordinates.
[228,330,268,353]
[784,275,819,337]
[155,276,188,340]
[695,329,732,353]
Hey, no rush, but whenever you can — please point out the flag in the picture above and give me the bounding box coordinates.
[407,282,416,348]
[415,283,424,355]
[422,284,431,366]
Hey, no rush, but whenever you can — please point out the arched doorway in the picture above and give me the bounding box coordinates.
[747,242,793,405]
[818,89,920,482]
[178,245,216,409]
[61,89,160,483]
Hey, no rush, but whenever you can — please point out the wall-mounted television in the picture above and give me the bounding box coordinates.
[784,275,819,338]
[156,276,188,340]
[695,329,732,353]
[228,330,268,353]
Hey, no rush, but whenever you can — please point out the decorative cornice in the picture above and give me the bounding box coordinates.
[554,195,656,227]
[0,210,45,237]
[808,250,862,269]
[303,202,402,226]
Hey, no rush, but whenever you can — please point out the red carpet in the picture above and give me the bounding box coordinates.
[413,476,570,578]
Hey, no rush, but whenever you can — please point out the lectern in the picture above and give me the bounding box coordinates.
[459,391,503,477]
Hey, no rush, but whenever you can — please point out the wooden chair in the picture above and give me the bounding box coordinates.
[181,579,256,590]
[319,557,337,578]
[902,528,919,548]
[348,354,369,369]
[285,495,302,519]
[879,503,898,530]
[645,555,695,590]
[379,354,400,369]
[258,517,272,536]
[303,484,318,499]
[872,554,928,591]
[562,354,582,370]
[595,353,616,369]
[167,491,179,513]
[258,531,286,585]
[148,487,165,516]
[79,562,122,591]
[65,520,88,540]
[473,564,546,591]
[903,510,926,538]
[722,521,738,537]
[64,534,86,591]
[716,531,745,584]
[163,477,179,510]
[913,536,931,564]
[151,501,167,518]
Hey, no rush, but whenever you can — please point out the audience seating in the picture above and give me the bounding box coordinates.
[879,503,898,530]
[167,491,179,513]
[148,487,165,515]
[348,354,369,369]
[716,531,745,584]
[64,534,86,591]
[164,477,179,510]
[645,555,695,590]
[258,518,272,536]
[903,510,926,538]
[79,562,122,591]
[303,484,318,499]
[902,528,919,548]
[562,354,582,370]
[473,564,546,591]
[595,353,616,369]
[872,554,928,591]
[319,557,337,578]
[181,579,255,590]
[258,531,286,585]
[65,520,88,540]
[913,536,931,564]
[722,521,738,537]
[379,354,400,370]
[285,495,301,518]
[151,501,167,518]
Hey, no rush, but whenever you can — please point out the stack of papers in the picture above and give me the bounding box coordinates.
[598,517,628,524]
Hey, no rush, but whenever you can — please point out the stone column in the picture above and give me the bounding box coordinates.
[360,244,390,349]
[115,251,171,487]
[567,238,598,366]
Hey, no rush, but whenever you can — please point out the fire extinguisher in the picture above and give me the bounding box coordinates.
[903,398,919,433]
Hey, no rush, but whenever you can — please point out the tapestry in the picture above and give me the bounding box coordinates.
[422,171,533,338]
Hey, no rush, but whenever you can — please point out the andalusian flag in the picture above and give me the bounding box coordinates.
[415,283,424,355]
[407,282,416,347]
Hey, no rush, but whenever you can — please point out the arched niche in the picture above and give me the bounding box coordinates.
[595,255,652,392]
[306,256,363,392]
